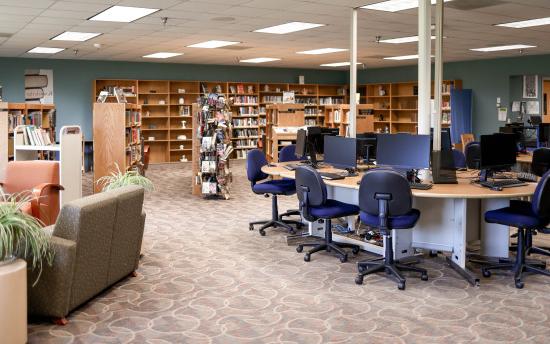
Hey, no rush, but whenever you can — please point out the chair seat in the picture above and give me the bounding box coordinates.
[485,204,549,229]
[253,180,296,195]
[360,209,420,229]
[309,199,359,219]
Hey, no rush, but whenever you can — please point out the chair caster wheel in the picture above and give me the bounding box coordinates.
[259,229,266,236]
[304,254,311,262]
[296,245,303,253]
[289,229,296,235]
[482,269,491,278]
[358,265,366,273]
[515,279,524,289]
[296,223,303,229]
[398,282,406,290]
[429,250,438,257]
[355,275,364,285]
[352,247,360,255]
[249,224,254,231]
[340,254,348,263]
[421,273,428,281]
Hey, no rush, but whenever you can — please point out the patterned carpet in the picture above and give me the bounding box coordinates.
[28,162,550,343]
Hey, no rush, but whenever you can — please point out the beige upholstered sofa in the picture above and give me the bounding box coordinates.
[28,185,146,324]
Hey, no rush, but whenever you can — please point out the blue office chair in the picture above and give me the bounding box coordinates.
[482,170,550,288]
[278,145,305,222]
[295,166,360,262]
[247,149,302,236]
[355,169,428,290]
[464,141,481,169]
[452,149,467,169]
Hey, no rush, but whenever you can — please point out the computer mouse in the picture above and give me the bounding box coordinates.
[490,186,503,191]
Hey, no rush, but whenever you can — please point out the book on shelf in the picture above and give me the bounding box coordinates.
[20,125,52,146]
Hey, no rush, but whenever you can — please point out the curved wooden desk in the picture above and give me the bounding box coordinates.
[263,163,537,286]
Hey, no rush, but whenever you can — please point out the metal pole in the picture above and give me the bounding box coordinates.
[433,0,444,151]
[418,0,431,136]
[349,7,358,138]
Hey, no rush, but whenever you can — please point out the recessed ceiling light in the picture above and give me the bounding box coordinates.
[254,22,325,34]
[89,5,159,23]
[51,31,101,42]
[496,17,550,28]
[379,35,437,44]
[187,40,240,49]
[361,0,453,12]
[320,62,361,67]
[143,52,183,59]
[470,44,536,52]
[27,47,65,54]
[297,48,348,55]
[240,57,281,63]
[383,54,435,60]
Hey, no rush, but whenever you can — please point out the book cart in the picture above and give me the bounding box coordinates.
[191,86,233,199]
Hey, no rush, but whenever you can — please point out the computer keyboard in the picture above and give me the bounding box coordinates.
[319,172,346,180]
[283,163,307,171]
[409,182,433,190]
[517,172,538,183]
[478,179,527,189]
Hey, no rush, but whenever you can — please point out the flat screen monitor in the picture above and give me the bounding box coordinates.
[480,133,517,170]
[376,133,431,170]
[540,124,550,147]
[306,126,323,154]
[295,129,306,158]
[314,127,339,154]
[356,134,377,161]
[323,135,357,170]
[430,128,452,151]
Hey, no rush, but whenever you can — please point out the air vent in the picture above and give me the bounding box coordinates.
[219,45,252,51]
[361,54,387,59]
[446,0,506,10]
[211,16,235,22]
[0,33,12,38]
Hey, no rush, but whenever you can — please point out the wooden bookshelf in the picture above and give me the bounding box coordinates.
[265,104,305,162]
[323,104,374,136]
[228,82,260,159]
[93,79,138,104]
[93,103,142,192]
[362,80,462,134]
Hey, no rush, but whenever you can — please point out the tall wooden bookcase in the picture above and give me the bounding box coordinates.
[93,103,142,193]
[361,80,462,134]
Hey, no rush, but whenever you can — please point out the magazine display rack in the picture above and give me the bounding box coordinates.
[191,86,233,199]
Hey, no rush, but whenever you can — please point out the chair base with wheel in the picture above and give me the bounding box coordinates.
[249,193,303,236]
[296,217,359,263]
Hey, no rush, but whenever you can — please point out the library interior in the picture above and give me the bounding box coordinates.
[3,0,550,343]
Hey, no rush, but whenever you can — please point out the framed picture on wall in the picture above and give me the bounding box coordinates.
[523,75,538,99]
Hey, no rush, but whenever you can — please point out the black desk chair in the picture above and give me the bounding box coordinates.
[482,170,550,288]
[464,141,481,170]
[295,166,360,263]
[355,169,428,290]
[278,144,303,222]
[247,149,302,236]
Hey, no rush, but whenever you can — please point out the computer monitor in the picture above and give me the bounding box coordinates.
[500,126,525,152]
[480,133,517,180]
[540,123,550,147]
[376,133,431,170]
[306,126,323,154]
[315,128,339,154]
[324,135,357,170]
[430,128,452,151]
[356,133,377,162]
[295,129,306,158]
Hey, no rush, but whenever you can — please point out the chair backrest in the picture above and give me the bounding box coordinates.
[461,133,475,151]
[532,148,550,177]
[452,149,467,168]
[359,168,413,217]
[279,144,302,162]
[295,166,327,210]
[3,160,59,194]
[246,149,268,184]
[464,141,481,169]
[532,170,550,220]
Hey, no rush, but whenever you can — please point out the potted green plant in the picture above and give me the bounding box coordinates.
[97,164,154,192]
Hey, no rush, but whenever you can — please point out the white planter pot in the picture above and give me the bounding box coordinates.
[0,258,27,344]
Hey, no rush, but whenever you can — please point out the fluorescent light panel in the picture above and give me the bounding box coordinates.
[143,52,183,59]
[470,44,536,52]
[380,35,436,44]
[383,54,433,60]
[28,47,64,54]
[496,17,550,28]
[240,57,280,63]
[187,40,240,48]
[297,48,347,55]
[254,22,324,34]
[321,62,361,67]
[361,0,453,12]
[89,6,159,22]
[51,31,101,41]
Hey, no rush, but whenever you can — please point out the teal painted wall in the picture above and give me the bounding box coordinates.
[0,57,346,140]
[359,54,550,137]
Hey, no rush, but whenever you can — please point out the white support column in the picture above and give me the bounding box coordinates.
[433,0,444,151]
[349,7,358,138]
[418,0,432,136]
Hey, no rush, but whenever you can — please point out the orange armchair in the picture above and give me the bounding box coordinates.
[0,161,63,226]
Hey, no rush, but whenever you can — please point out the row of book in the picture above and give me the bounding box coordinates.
[319,97,345,105]
[305,108,318,115]
[262,96,283,103]
[234,138,258,148]
[229,84,255,94]
[295,97,317,105]
[125,109,141,126]
[305,119,318,126]
[125,127,141,146]
[235,149,250,159]
[126,145,142,167]
[20,126,52,146]
[233,118,258,127]
[233,96,258,104]
[234,129,258,138]
[236,106,258,116]
[8,111,24,132]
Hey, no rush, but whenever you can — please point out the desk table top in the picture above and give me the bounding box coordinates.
[262,162,536,199]
[517,153,533,164]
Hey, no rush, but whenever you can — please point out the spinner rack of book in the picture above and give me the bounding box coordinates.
[191,88,233,199]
